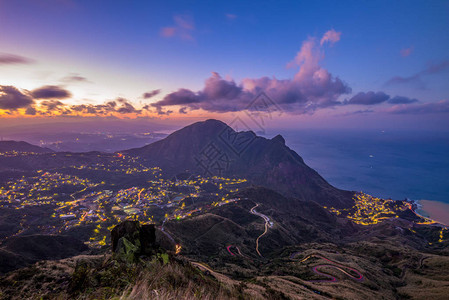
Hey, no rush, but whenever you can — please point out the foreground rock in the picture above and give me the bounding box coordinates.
[111,220,158,262]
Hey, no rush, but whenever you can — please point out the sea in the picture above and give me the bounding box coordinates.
[265,128,449,205]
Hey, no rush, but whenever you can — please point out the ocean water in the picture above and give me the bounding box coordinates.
[268,129,449,203]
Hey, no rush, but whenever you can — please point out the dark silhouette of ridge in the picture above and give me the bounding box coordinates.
[0,141,53,153]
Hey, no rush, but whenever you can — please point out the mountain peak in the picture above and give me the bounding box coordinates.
[125,119,353,207]
[175,119,229,136]
[192,119,228,128]
[204,119,228,125]
[271,134,285,145]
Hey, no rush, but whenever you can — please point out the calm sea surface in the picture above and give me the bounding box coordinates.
[268,129,449,203]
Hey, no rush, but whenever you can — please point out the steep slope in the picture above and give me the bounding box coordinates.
[124,119,353,207]
[0,234,88,273]
[164,186,347,259]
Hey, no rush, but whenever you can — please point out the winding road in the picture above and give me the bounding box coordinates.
[226,245,236,256]
[190,261,233,283]
[226,245,244,257]
[224,203,273,258]
[296,254,364,282]
[250,203,273,257]
[137,188,144,202]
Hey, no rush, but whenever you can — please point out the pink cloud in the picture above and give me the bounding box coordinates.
[288,37,322,80]
[225,13,237,20]
[0,53,35,65]
[160,15,195,41]
[160,27,176,37]
[320,29,341,46]
[174,15,194,30]
[400,47,413,57]
[152,30,350,115]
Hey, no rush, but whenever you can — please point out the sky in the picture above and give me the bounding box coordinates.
[0,0,448,131]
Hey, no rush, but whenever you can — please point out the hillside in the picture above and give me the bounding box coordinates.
[0,235,88,273]
[0,141,53,153]
[1,217,448,300]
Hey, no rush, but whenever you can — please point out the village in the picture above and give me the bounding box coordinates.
[0,164,248,247]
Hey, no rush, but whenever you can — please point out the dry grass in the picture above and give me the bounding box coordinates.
[122,278,232,300]
[118,260,244,300]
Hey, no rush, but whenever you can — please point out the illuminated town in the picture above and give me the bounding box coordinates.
[325,192,447,243]
[325,192,402,225]
[0,152,248,247]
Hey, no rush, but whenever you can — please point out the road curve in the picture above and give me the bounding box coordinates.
[296,254,364,282]
[191,261,215,274]
[190,261,233,283]
[226,245,236,256]
[137,188,144,202]
[226,245,245,257]
[250,203,273,257]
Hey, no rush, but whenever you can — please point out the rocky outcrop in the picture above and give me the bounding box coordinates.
[111,221,158,262]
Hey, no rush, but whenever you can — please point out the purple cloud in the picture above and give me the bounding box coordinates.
[400,47,413,57]
[342,109,374,115]
[385,74,425,89]
[388,96,418,104]
[142,89,161,99]
[70,98,140,115]
[387,100,449,114]
[40,100,65,110]
[31,85,72,99]
[115,98,140,114]
[153,88,201,107]
[160,15,195,41]
[37,100,72,115]
[344,91,390,105]
[0,53,34,65]
[25,106,37,115]
[152,30,351,114]
[385,60,449,89]
[425,61,449,74]
[61,74,88,83]
[0,85,34,110]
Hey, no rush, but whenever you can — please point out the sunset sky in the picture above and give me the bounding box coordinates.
[0,0,448,130]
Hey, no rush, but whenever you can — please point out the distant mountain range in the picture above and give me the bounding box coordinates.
[0,141,53,153]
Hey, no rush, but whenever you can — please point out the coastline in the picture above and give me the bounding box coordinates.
[417,200,449,226]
